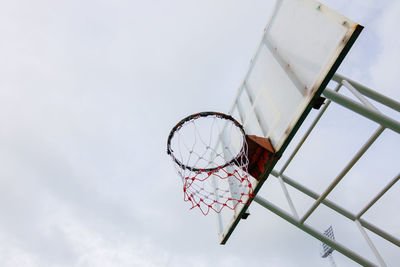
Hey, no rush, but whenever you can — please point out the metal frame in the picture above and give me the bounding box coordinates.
[215,2,399,264]
[242,74,400,266]
[219,9,363,244]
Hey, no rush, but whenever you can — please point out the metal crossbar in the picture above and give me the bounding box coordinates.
[270,170,400,248]
[254,195,378,267]
[252,74,399,266]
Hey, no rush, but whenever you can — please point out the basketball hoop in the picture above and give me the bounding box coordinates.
[167,112,253,215]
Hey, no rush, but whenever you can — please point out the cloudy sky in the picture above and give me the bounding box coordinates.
[0,0,399,266]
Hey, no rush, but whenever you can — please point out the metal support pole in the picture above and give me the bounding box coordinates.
[270,170,400,247]
[357,173,400,218]
[355,220,387,267]
[279,82,342,175]
[323,88,400,134]
[341,80,380,113]
[277,175,299,219]
[253,195,377,267]
[300,126,385,224]
[333,73,400,113]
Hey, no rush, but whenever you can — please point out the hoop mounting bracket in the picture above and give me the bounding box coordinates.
[245,135,276,181]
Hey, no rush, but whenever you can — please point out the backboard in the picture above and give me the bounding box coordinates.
[215,0,363,244]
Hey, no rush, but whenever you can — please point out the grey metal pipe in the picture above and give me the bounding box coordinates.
[300,126,385,224]
[270,170,400,247]
[342,80,380,113]
[323,88,400,134]
[253,195,378,267]
[278,82,342,175]
[355,220,387,267]
[357,173,400,218]
[333,73,400,113]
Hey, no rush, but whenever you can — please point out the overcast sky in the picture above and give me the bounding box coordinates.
[0,0,399,266]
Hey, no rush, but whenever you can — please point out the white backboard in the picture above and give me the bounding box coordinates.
[216,0,363,244]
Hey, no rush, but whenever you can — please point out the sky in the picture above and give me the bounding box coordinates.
[0,0,399,266]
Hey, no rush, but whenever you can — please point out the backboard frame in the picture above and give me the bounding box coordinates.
[218,0,363,244]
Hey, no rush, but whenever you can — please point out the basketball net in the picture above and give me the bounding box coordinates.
[167,112,254,215]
